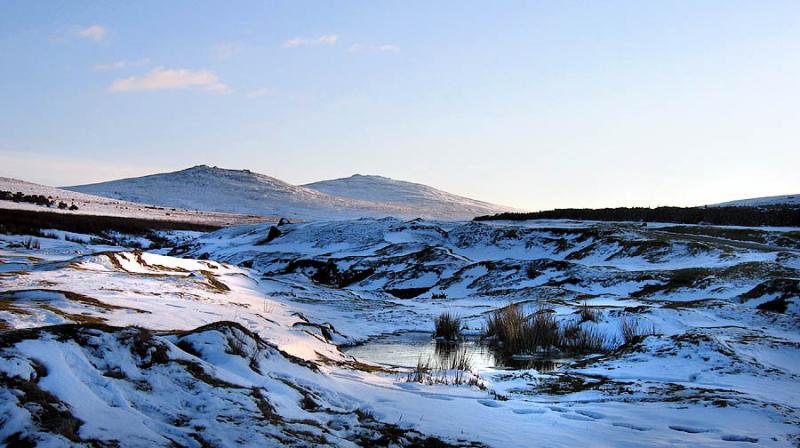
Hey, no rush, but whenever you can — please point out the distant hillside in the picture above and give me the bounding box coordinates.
[67,165,518,220]
[710,194,800,208]
[304,174,518,219]
[475,206,800,227]
[0,176,265,227]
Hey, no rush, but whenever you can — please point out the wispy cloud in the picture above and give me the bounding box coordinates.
[283,34,338,48]
[0,150,159,187]
[108,67,231,93]
[76,25,107,41]
[347,44,400,53]
[91,58,150,72]
[210,42,243,61]
[246,88,274,98]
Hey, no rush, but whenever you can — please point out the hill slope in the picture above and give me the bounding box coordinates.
[304,174,518,219]
[67,165,518,220]
[0,176,265,226]
[710,193,800,207]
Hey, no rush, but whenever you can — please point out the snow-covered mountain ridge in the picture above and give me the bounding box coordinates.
[65,165,519,221]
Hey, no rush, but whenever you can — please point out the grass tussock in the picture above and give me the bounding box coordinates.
[559,321,608,354]
[22,237,40,250]
[406,345,483,388]
[484,302,613,356]
[484,303,559,355]
[433,312,462,341]
[578,302,600,322]
[621,317,658,344]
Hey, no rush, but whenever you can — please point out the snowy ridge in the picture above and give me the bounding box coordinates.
[0,176,268,226]
[304,174,519,219]
[710,193,800,207]
[66,165,518,221]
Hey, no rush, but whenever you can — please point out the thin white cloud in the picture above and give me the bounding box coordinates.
[91,58,150,72]
[77,25,107,41]
[283,34,338,48]
[246,88,274,98]
[0,150,159,187]
[210,42,243,61]
[347,44,400,53]
[108,67,231,93]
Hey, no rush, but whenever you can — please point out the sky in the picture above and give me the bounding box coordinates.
[1,1,798,210]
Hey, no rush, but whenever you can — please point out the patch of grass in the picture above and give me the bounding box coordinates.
[407,356,431,383]
[22,237,40,250]
[406,345,482,388]
[251,387,280,423]
[0,296,33,317]
[525,264,540,279]
[484,303,560,355]
[484,302,615,356]
[0,362,84,443]
[621,317,658,345]
[200,270,230,292]
[740,278,799,303]
[227,335,248,357]
[433,312,462,341]
[578,302,600,322]
[436,343,473,372]
[559,321,609,354]
[632,268,708,297]
[756,297,788,313]
[38,305,107,325]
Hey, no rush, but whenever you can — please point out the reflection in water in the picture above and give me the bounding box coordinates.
[343,332,571,372]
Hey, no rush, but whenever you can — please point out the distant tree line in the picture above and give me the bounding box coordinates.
[0,208,220,239]
[0,190,78,211]
[475,206,800,227]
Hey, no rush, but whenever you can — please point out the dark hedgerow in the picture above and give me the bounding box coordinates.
[474,205,800,228]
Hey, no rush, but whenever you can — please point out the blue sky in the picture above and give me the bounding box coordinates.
[1,1,798,210]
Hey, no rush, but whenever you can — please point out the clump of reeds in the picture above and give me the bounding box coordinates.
[483,302,612,356]
[621,317,658,345]
[434,311,462,341]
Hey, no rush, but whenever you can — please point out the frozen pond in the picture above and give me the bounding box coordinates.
[343,331,573,372]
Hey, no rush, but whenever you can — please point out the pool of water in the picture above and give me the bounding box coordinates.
[343,331,573,372]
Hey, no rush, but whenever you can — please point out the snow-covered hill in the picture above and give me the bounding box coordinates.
[0,176,266,226]
[710,193,800,207]
[66,165,518,221]
[304,174,519,219]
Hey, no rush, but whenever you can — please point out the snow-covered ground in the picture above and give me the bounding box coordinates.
[1,218,798,446]
[66,165,518,221]
[0,176,271,227]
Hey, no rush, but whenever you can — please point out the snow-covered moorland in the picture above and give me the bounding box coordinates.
[1,217,799,447]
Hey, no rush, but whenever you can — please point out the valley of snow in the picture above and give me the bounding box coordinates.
[1,217,799,447]
[66,165,518,221]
